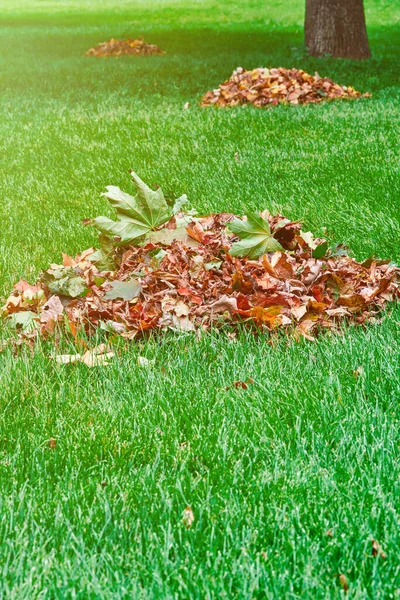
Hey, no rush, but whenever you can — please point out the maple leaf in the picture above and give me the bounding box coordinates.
[9,311,39,332]
[87,171,188,246]
[227,213,283,259]
[40,295,64,324]
[88,234,116,271]
[41,266,88,298]
[103,280,142,301]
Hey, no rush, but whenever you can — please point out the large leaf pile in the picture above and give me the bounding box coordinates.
[2,172,399,345]
[201,67,370,108]
[86,38,165,57]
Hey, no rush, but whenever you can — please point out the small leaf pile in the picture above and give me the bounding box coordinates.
[2,172,398,345]
[86,38,165,57]
[201,67,370,108]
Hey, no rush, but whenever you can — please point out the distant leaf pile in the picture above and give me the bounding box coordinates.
[3,172,398,345]
[86,38,165,57]
[201,67,370,108]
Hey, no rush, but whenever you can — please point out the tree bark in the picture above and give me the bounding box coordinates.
[305,0,371,59]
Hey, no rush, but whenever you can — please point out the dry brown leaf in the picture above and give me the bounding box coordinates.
[40,295,64,324]
[54,344,115,367]
[371,539,387,559]
[182,506,195,528]
[338,574,349,592]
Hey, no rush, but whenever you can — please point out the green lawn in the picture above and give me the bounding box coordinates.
[0,0,400,597]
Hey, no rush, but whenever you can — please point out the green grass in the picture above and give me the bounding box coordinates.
[0,0,400,597]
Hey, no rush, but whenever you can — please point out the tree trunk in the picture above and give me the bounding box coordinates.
[305,0,371,59]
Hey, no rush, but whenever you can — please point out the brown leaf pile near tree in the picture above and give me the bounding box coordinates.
[3,212,399,344]
[201,67,370,108]
[86,38,165,57]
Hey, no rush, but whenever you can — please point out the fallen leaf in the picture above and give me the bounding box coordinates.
[40,295,64,324]
[209,295,238,314]
[371,539,387,559]
[14,280,41,294]
[226,378,254,390]
[103,279,142,301]
[81,346,115,367]
[54,344,115,367]
[41,267,88,298]
[137,356,155,367]
[352,365,364,378]
[182,506,195,528]
[338,574,349,592]
[9,311,39,332]
[227,213,283,259]
[87,170,185,245]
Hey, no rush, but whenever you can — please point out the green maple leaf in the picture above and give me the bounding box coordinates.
[227,213,284,259]
[88,171,188,246]
[41,267,88,298]
[88,234,117,271]
[103,280,142,301]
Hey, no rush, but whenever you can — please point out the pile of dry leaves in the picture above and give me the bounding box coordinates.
[86,38,165,57]
[2,172,398,349]
[201,67,370,108]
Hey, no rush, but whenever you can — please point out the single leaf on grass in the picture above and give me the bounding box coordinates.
[137,356,155,368]
[338,574,349,593]
[54,344,115,367]
[371,539,387,559]
[87,171,186,246]
[182,506,195,528]
[103,280,142,301]
[227,213,283,259]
